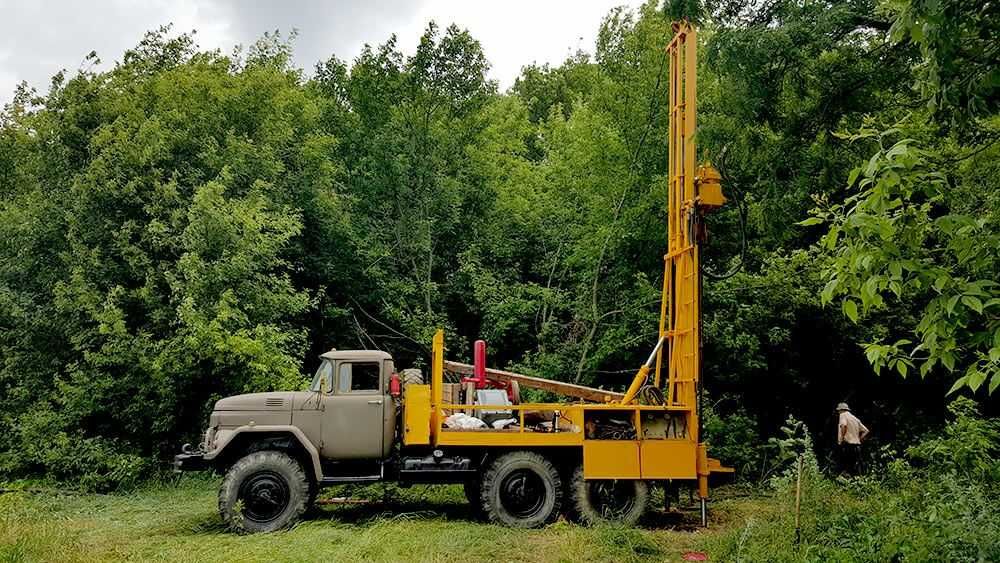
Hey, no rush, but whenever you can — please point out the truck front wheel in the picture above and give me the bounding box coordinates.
[480,451,561,528]
[218,451,311,533]
[566,465,648,526]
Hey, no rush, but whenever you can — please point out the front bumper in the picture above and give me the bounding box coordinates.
[173,451,209,472]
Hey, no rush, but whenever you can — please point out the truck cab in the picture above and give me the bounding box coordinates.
[174,349,403,532]
[300,350,395,466]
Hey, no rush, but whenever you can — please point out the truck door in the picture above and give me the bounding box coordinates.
[321,360,386,460]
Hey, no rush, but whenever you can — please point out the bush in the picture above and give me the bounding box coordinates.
[713,400,1000,562]
[907,397,1000,477]
[702,401,763,478]
[0,409,148,492]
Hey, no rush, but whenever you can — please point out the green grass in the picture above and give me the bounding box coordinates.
[0,477,766,563]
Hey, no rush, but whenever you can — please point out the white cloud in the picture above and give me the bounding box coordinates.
[399,0,646,89]
[0,0,647,104]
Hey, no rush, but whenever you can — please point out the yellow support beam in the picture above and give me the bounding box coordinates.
[431,329,444,445]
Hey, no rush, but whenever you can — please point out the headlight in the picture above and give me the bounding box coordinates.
[202,426,217,451]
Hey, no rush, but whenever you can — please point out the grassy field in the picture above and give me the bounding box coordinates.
[0,476,773,562]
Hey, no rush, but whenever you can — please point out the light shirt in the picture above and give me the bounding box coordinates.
[838,411,869,445]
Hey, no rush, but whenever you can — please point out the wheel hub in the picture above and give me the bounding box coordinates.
[239,471,291,523]
[588,480,636,519]
[499,469,546,518]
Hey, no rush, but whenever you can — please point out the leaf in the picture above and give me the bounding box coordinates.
[946,376,967,395]
[889,262,902,279]
[961,295,983,314]
[946,295,960,315]
[889,281,902,298]
[821,278,840,304]
[990,374,1000,395]
[941,352,956,371]
[847,166,861,187]
[843,299,859,323]
[865,152,882,177]
[824,227,841,250]
[797,217,824,227]
[933,276,949,291]
[968,369,987,392]
[896,361,908,378]
[865,346,880,364]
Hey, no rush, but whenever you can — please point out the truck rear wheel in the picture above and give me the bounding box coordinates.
[480,451,561,528]
[566,465,648,526]
[219,451,310,533]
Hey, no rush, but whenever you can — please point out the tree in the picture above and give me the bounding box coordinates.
[808,0,1000,394]
[0,29,343,487]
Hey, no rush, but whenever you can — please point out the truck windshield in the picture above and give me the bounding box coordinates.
[309,359,334,392]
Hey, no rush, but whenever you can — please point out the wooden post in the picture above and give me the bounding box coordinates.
[463,381,476,416]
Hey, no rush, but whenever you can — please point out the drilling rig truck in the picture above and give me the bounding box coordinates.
[174,22,732,533]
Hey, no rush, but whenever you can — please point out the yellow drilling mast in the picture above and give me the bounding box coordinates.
[619,20,727,520]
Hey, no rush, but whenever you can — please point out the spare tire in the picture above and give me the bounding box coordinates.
[401,368,424,386]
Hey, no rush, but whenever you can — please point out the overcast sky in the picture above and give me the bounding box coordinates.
[0,0,646,103]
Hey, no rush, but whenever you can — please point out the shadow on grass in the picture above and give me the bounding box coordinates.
[642,508,703,531]
[154,511,231,536]
[154,491,709,537]
[314,498,707,532]
[311,497,479,525]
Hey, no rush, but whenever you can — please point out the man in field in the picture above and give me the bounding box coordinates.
[836,402,869,475]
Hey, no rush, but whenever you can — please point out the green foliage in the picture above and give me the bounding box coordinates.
[805,0,1000,394]
[1,0,997,490]
[714,401,1000,562]
[702,401,761,476]
[888,0,1000,121]
[811,129,1000,393]
[907,397,1000,477]
[765,416,820,490]
[0,29,334,488]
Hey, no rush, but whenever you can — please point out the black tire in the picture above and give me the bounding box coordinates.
[219,451,310,533]
[566,465,648,526]
[401,368,423,386]
[480,451,562,528]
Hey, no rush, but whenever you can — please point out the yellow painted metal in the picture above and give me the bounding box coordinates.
[440,430,584,447]
[583,441,641,479]
[697,442,710,498]
[431,329,444,445]
[620,365,651,405]
[662,22,701,423]
[696,164,726,209]
[403,384,431,445]
[640,440,697,479]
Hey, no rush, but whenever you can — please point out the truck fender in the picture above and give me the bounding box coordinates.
[206,425,324,482]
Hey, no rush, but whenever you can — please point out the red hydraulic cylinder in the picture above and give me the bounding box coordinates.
[473,340,487,386]
[462,340,489,389]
